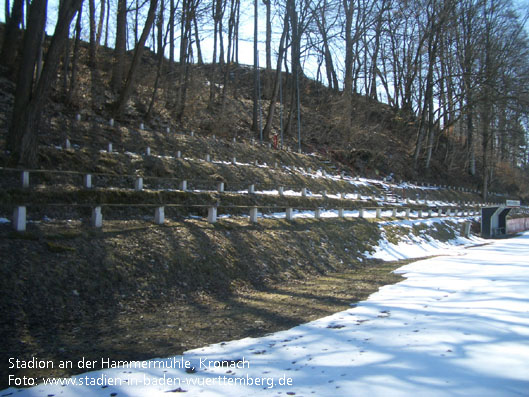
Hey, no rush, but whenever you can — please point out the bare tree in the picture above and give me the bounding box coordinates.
[7,0,83,166]
[1,0,25,72]
[115,0,159,116]
[263,0,272,70]
[67,2,84,103]
[111,0,127,91]
[251,0,259,134]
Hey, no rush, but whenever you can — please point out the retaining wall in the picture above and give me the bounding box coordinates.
[506,217,529,234]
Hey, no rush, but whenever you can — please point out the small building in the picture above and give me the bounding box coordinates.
[481,200,520,238]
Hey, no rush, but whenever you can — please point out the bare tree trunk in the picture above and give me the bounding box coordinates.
[7,0,48,153]
[88,0,97,67]
[115,0,159,116]
[4,0,10,20]
[7,0,83,166]
[263,17,288,138]
[96,0,106,51]
[62,27,71,94]
[369,0,387,99]
[234,0,239,63]
[342,0,354,126]
[222,0,239,102]
[67,4,83,104]
[104,0,110,47]
[111,0,127,91]
[313,0,338,91]
[176,0,196,120]
[263,0,271,70]
[135,0,139,45]
[170,0,175,64]
[210,0,220,106]
[147,1,166,120]
[251,0,259,133]
[1,0,24,72]
[193,16,204,65]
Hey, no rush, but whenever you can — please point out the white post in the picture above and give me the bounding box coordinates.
[249,207,258,223]
[232,157,237,165]
[274,161,278,168]
[301,187,307,197]
[462,221,471,238]
[278,186,284,196]
[286,208,293,220]
[322,190,327,198]
[109,118,115,127]
[359,208,365,218]
[176,151,182,158]
[212,134,216,140]
[135,177,143,191]
[417,209,423,218]
[13,206,26,232]
[21,171,29,188]
[91,206,102,228]
[405,208,411,218]
[376,208,382,218]
[76,113,81,121]
[255,160,259,166]
[84,174,92,189]
[146,147,151,156]
[190,131,194,137]
[338,208,345,218]
[217,182,224,193]
[140,123,144,130]
[233,137,236,143]
[108,143,113,153]
[180,180,187,191]
[392,208,397,217]
[268,143,272,149]
[248,184,255,194]
[154,207,165,224]
[65,138,71,150]
[307,167,312,173]
[208,206,217,223]
[341,192,346,199]
[315,208,321,219]
[206,154,211,162]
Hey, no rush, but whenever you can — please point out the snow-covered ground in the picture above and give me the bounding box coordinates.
[4,231,529,396]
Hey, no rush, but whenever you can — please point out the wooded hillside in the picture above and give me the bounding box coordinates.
[1,0,529,201]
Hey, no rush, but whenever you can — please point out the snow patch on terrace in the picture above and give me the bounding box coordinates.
[367,217,483,261]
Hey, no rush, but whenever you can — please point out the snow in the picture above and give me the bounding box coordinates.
[45,144,480,210]
[368,217,482,261]
[4,232,529,396]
